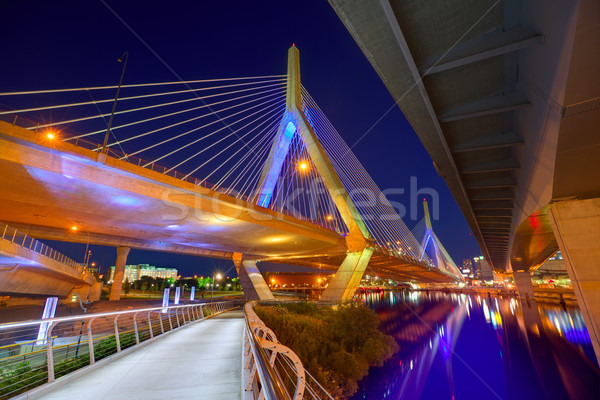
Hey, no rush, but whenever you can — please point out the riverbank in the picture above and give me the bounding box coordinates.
[357,285,578,305]
[418,286,578,305]
[254,302,398,398]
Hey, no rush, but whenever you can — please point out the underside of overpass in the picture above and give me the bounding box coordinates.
[328,0,599,272]
[329,0,600,359]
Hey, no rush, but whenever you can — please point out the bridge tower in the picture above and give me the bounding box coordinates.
[234,46,373,302]
[419,199,462,277]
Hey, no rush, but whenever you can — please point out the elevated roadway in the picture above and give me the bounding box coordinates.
[0,223,97,298]
[0,120,457,301]
[329,0,600,360]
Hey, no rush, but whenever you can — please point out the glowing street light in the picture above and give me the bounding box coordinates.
[298,161,308,172]
[211,272,222,302]
[70,225,78,231]
[326,215,333,221]
[45,131,56,140]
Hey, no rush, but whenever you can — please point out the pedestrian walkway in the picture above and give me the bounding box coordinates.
[38,310,245,400]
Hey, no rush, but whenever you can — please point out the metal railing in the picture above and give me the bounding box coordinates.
[242,302,334,400]
[0,223,86,276]
[0,301,234,399]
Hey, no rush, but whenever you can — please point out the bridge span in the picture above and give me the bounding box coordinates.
[0,46,462,303]
[0,222,97,298]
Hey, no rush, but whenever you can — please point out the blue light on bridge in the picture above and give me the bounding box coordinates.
[112,195,141,206]
[257,119,297,208]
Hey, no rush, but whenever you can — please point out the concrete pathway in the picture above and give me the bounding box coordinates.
[38,310,244,400]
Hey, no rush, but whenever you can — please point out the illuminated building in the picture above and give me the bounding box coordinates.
[461,259,473,276]
[109,264,178,282]
[472,256,493,280]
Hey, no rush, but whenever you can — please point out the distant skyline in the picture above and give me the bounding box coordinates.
[1,1,481,277]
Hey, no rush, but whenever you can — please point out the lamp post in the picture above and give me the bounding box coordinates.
[71,226,91,270]
[101,51,129,155]
[72,293,92,358]
[211,273,222,303]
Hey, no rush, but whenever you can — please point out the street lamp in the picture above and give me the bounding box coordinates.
[70,225,91,269]
[101,51,129,155]
[72,293,92,358]
[211,272,222,302]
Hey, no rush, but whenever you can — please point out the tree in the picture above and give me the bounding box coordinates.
[123,279,131,295]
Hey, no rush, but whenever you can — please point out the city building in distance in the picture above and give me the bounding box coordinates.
[109,264,178,282]
[461,259,473,278]
[472,256,494,281]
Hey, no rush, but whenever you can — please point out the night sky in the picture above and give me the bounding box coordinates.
[0,1,480,278]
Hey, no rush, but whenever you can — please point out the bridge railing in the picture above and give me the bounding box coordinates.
[243,302,334,400]
[0,223,87,275]
[0,301,234,399]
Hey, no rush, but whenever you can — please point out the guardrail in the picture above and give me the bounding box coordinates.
[0,223,86,275]
[242,302,334,400]
[0,301,234,399]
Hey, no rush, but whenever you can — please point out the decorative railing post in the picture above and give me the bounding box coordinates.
[45,322,58,383]
[158,312,164,334]
[133,311,140,344]
[114,315,121,353]
[147,311,153,338]
[87,318,96,364]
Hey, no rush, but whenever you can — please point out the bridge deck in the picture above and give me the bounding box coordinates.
[38,310,244,400]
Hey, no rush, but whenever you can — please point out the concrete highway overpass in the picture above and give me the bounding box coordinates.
[0,121,457,302]
[329,0,599,359]
[0,223,97,298]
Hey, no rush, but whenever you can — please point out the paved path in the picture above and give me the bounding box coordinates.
[38,310,244,400]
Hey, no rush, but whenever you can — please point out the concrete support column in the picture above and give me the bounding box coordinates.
[513,271,535,302]
[321,247,373,303]
[548,197,600,362]
[239,260,275,300]
[109,246,130,301]
[232,253,274,300]
[513,270,542,331]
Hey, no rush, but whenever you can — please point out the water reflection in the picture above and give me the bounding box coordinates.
[353,290,600,399]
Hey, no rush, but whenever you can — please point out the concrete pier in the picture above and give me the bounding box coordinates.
[549,198,600,362]
[109,246,130,301]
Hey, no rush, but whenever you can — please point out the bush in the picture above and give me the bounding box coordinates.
[255,302,398,398]
[54,356,89,379]
[0,362,47,399]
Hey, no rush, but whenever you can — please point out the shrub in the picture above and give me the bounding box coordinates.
[255,302,397,398]
[0,362,47,399]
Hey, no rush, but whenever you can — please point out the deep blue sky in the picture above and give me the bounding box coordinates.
[0,1,480,277]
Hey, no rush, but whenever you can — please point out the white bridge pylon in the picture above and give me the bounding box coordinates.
[235,46,373,302]
[239,47,462,301]
[415,199,463,279]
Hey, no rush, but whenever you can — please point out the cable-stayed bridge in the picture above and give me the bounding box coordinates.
[0,46,462,302]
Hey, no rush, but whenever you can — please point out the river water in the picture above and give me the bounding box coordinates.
[353,290,600,400]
